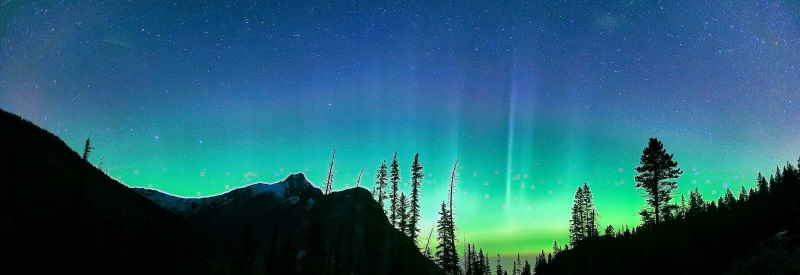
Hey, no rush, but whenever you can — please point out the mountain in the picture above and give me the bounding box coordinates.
[135,173,442,274]
[0,109,214,272]
[0,108,441,274]
[133,173,319,218]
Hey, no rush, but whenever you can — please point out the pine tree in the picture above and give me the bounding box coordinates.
[465,244,474,275]
[398,192,410,237]
[534,250,546,273]
[605,225,615,236]
[375,160,389,214]
[389,151,401,227]
[722,188,736,208]
[757,172,769,197]
[553,241,561,256]
[82,134,94,161]
[582,183,599,237]
[409,152,423,242]
[436,201,460,275]
[738,185,748,203]
[569,183,599,246]
[708,200,718,212]
[688,187,705,217]
[478,248,486,275]
[324,148,335,195]
[516,253,522,275]
[634,138,683,224]
[521,260,532,275]
[483,250,491,275]
[678,194,688,219]
[511,259,518,275]
[444,158,461,274]
[569,186,585,246]
[496,254,503,275]
[475,248,483,275]
[769,174,777,194]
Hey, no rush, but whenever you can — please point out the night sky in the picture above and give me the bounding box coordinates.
[2,0,799,260]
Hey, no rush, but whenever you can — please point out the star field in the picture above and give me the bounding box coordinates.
[2,0,799,261]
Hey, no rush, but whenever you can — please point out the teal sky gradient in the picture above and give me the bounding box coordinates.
[2,0,800,263]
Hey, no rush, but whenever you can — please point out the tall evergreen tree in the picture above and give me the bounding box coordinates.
[398,192,410,237]
[474,248,483,275]
[722,188,736,208]
[324,148,336,195]
[375,160,389,214]
[516,253,522,275]
[436,201,460,275]
[389,151,401,227]
[553,241,562,256]
[582,183,599,237]
[465,244,474,275]
[688,187,705,217]
[756,172,769,197]
[409,153,423,242]
[534,250,546,273]
[569,186,586,246]
[678,194,688,219]
[484,252,491,275]
[569,183,599,246]
[521,260,531,275]
[82,134,94,161]
[496,254,503,275]
[444,158,461,274]
[634,138,683,224]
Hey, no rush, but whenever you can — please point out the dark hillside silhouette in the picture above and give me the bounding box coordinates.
[135,172,441,274]
[0,108,439,273]
[0,108,214,272]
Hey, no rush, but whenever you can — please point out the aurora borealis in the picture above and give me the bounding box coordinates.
[2,0,799,261]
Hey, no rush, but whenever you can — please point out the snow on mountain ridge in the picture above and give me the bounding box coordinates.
[134,173,316,216]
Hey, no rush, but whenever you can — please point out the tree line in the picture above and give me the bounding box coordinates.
[534,138,800,274]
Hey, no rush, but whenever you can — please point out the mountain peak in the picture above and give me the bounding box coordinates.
[283,172,309,185]
[276,172,322,204]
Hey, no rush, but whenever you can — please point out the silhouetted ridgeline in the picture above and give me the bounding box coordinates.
[536,158,800,274]
[0,108,440,274]
[134,173,441,274]
[0,109,213,271]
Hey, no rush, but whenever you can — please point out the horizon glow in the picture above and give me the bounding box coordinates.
[2,0,799,263]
